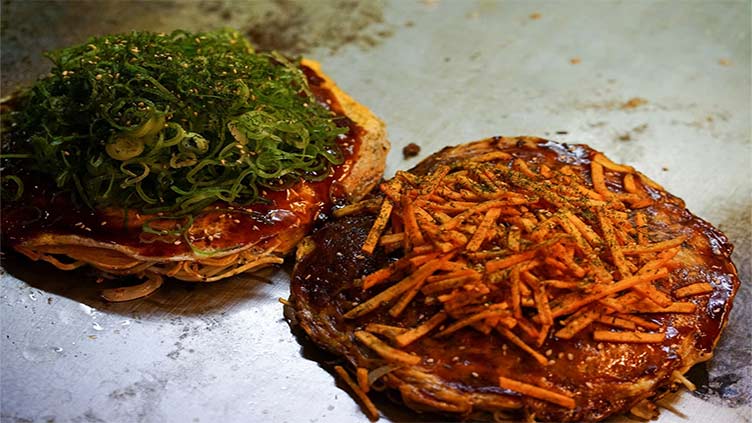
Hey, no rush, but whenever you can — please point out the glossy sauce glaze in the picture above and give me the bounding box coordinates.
[1,64,363,258]
[291,138,739,422]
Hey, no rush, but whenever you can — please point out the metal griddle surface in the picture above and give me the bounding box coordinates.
[1,1,750,422]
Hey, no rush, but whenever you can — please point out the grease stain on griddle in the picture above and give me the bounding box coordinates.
[107,375,170,421]
[616,123,649,142]
[2,0,393,93]
[621,97,649,109]
[1,0,169,93]
[205,0,392,55]
[572,97,651,112]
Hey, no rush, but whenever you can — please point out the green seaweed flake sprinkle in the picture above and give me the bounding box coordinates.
[3,29,347,215]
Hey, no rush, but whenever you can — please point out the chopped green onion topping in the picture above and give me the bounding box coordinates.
[3,29,347,216]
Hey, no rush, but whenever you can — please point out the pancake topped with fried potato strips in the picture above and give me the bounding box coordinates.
[289,136,738,422]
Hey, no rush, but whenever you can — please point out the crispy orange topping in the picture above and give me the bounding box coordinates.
[499,376,575,409]
[334,365,380,421]
[342,142,711,409]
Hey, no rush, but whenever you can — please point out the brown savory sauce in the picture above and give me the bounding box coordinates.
[1,65,363,258]
[291,139,739,422]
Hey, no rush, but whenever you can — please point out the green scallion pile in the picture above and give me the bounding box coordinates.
[1,28,347,215]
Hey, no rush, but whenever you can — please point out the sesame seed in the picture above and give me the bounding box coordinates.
[567,353,574,361]
[471,372,479,378]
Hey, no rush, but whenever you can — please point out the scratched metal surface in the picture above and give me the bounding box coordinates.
[1,1,750,422]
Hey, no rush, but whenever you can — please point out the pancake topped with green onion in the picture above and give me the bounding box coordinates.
[0,29,389,300]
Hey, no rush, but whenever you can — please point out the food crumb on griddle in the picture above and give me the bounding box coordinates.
[402,143,421,159]
[621,97,648,109]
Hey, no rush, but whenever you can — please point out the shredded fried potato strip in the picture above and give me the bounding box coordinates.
[340,140,709,410]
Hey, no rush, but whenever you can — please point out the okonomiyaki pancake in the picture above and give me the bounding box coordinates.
[0,29,388,300]
[289,136,739,422]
